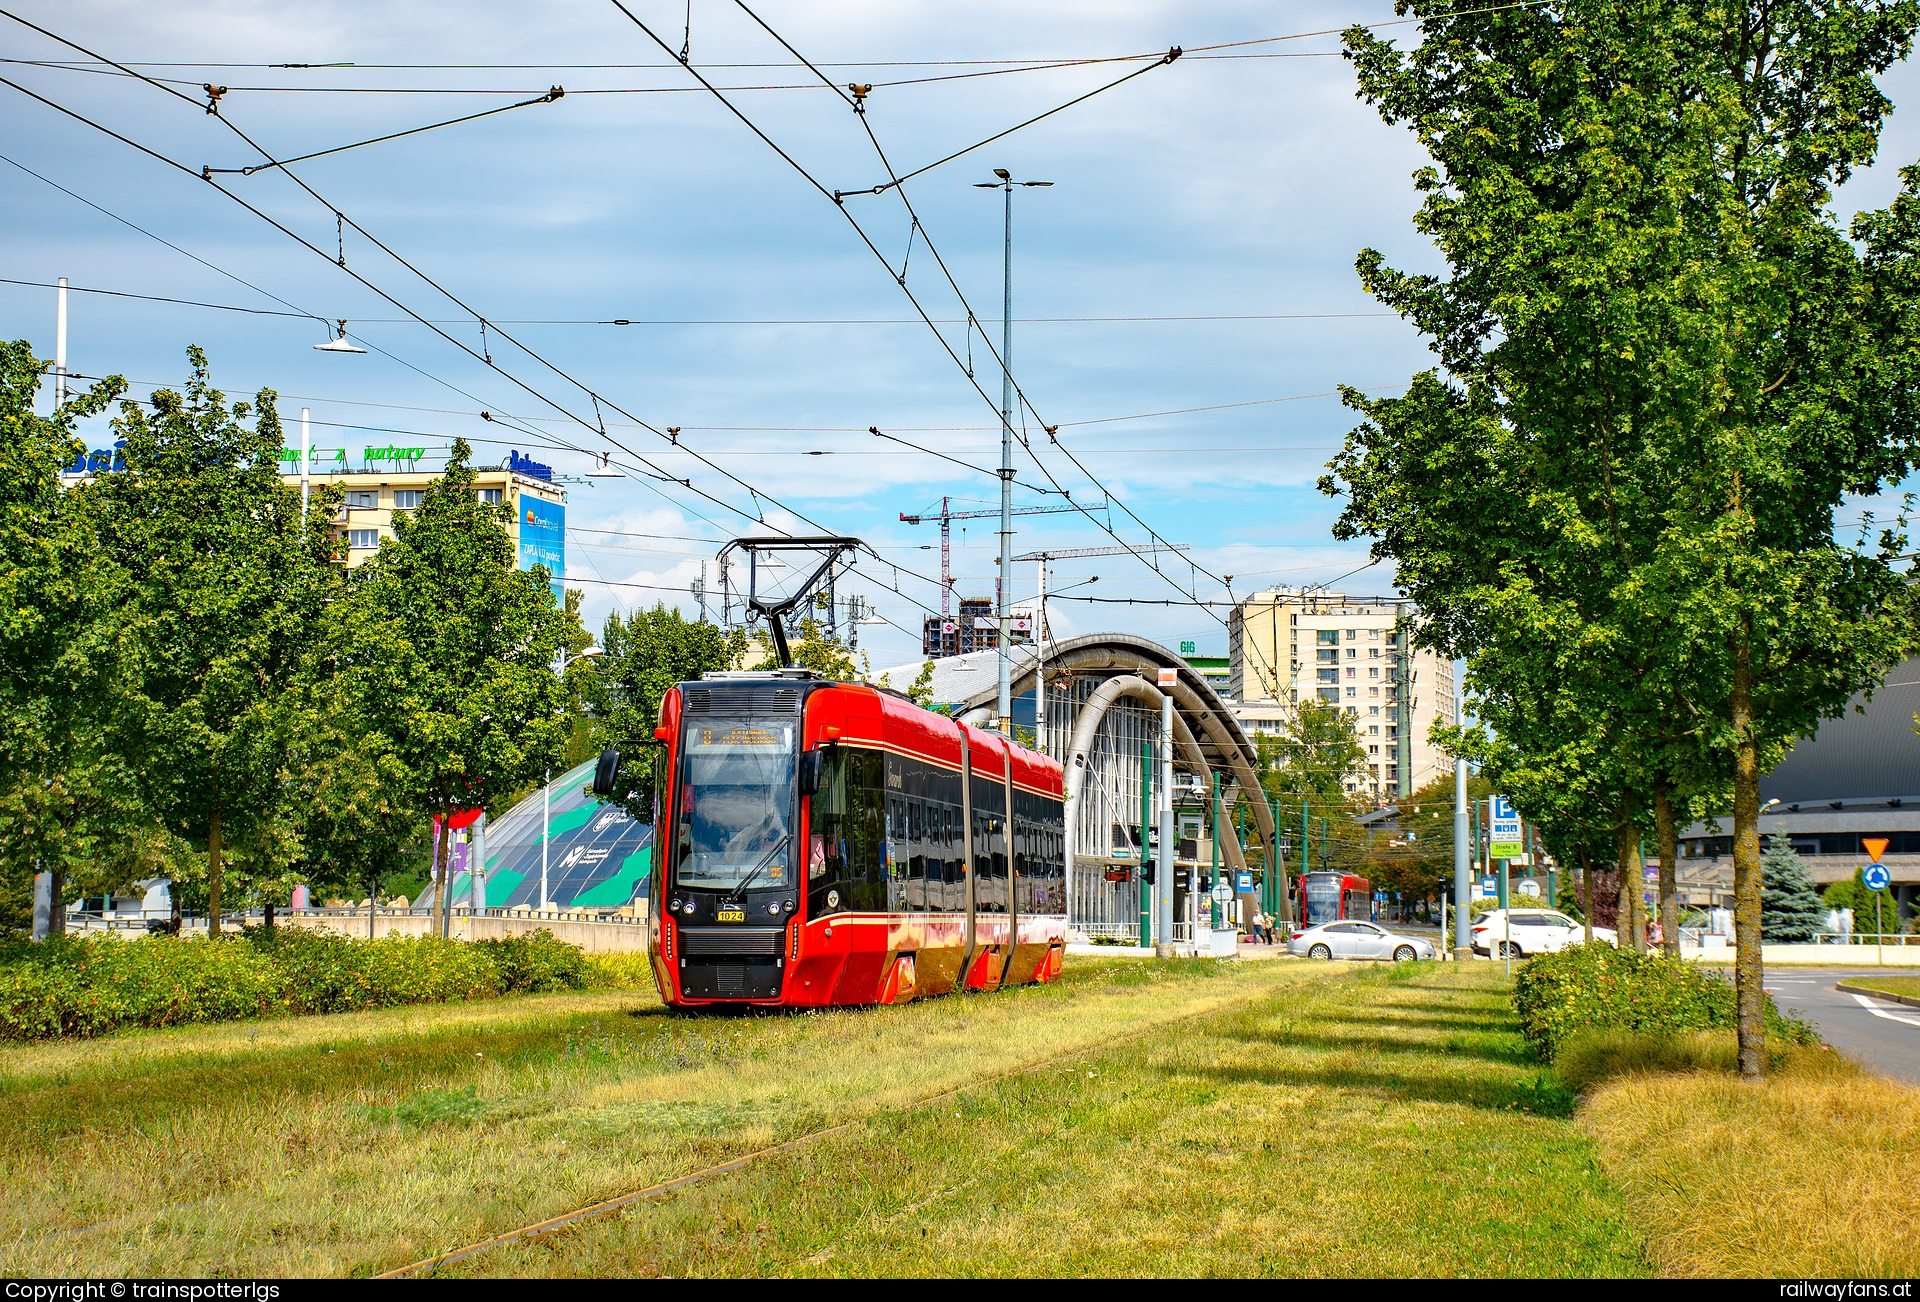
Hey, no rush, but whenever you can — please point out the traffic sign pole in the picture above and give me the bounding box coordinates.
[1864,846,1892,966]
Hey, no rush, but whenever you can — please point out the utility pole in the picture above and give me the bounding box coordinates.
[975,168,1052,734]
[693,560,708,622]
[1453,758,1472,959]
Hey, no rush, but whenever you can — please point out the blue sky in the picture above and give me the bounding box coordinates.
[7,0,1920,672]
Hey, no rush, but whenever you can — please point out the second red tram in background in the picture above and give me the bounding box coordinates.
[614,670,1067,1010]
[1297,870,1373,928]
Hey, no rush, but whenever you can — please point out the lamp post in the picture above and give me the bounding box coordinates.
[974,169,1052,736]
[543,644,602,911]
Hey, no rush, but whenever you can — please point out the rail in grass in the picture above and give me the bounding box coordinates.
[595,670,1066,1010]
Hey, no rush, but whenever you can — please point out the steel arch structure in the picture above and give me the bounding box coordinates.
[945,633,1290,934]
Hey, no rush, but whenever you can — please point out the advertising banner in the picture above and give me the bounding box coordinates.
[518,496,565,601]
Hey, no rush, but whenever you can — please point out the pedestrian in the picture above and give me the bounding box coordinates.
[1251,910,1265,945]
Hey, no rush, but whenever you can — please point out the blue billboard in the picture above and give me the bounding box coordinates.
[518,495,565,601]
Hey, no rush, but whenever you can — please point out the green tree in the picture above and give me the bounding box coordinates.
[1257,699,1370,875]
[339,438,571,931]
[1822,867,1900,936]
[577,603,743,819]
[1330,0,1920,1077]
[1761,834,1827,942]
[293,702,430,929]
[1367,768,1494,911]
[90,349,343,936]
[0,341,144,931]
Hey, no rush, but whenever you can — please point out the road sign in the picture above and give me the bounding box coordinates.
[1211,883,1233,903]
[1865,864,1892,892]
[1489,795,1525,858]
[1236,871,1253,892]
[1864,837,1891,863]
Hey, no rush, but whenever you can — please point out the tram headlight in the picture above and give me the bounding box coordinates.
[668,897,681,913]
[682,900,696,917]
[767,900,781,915]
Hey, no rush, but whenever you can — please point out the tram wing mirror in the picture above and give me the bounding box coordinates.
[798,748,822,797]
[591,737,658,798]
[591,748,622,798]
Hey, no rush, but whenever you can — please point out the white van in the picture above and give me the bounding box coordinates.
[1472,908,1618,958]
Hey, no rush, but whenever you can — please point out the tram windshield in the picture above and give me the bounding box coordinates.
[1301,872,1342,926]
[674,718,796,890]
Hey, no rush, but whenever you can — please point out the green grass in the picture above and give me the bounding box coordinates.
[0,959,1658,1278]
[1835,974,1920,1000]
[454,962,1645,1278]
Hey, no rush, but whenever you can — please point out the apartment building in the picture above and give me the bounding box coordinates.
[1227,590,1458,800]
[280,446,567,599]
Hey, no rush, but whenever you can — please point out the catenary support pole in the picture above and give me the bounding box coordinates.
[541,766,551,911]
[1157,690,1176,955]
[1139,740,1152,947]
[300,407,311,525]
[1453,758,1472,959]
[1034,558,1047,751]
[54,276,68,407]
[1210,770,1223,931]
[995,177,1015,735]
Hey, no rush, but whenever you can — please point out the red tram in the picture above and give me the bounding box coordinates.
[1297,870,1372,928]
[598,671,1068,1010]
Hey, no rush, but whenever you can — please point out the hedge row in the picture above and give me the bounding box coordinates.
[1512,941,1817,1059]
[0,927,595,1041]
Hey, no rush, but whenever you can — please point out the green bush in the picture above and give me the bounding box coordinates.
[0,926,598,1041]
[583,950,654,990]
[1512,941,1816,1060]
[477,929,589,994]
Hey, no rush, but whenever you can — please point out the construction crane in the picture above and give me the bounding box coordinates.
[1011,543,1190,563]
[899,497,1100,616]
[1012,541,1191,641]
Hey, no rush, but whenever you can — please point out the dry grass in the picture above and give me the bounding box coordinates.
[0,958,1322,1277]
[1581,1045,1920,1276]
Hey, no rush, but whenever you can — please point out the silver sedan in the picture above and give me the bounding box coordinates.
[1288,920,1436,962]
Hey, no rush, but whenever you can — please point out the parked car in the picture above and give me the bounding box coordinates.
[1472,908,1617,958]
[1288,920,1436,962]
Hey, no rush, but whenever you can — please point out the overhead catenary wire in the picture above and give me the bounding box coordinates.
[0,13,956,610]
[202,85,566,175]
[0,278,1396,325]
[705,0,1234,623]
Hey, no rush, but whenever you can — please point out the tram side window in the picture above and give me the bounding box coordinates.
[936,802,961,912]
[905,799,926,912]
[886,796,909,911]
[808,745,887,915]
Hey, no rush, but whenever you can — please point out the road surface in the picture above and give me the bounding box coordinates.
[1765,967,1920,1083]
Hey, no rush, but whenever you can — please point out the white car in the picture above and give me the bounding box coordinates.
[1472,908,1617,959]
[1289,920,1436,963]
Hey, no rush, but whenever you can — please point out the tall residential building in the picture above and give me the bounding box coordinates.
[1228,590,1458,801]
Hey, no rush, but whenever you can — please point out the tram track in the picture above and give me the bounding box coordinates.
[376,981,1281,1277]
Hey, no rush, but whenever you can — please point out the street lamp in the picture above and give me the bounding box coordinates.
[973,168,1053,736]
[313,320,368,354]
[543,645,603,911]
